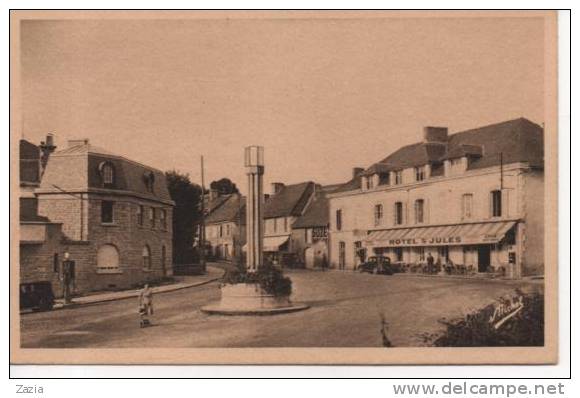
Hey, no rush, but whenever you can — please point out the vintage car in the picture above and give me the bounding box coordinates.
[20,281,55,311]
[358,256,394,275]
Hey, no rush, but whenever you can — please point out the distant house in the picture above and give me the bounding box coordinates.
[260,181,317,266]
[291,186,337,269]
[205,193,245,261]
[20,137,174,296]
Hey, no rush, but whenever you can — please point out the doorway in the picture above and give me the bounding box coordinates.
[477,245,491,272]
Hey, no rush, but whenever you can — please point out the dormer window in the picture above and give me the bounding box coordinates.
[98,161,115,188]
[394,171,403,185]
[366,176,374,190]
[143,171,155,193]
[379,173,390,185]
[415,166,426,182]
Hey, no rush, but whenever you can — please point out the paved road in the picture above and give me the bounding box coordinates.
[20,269,541,348]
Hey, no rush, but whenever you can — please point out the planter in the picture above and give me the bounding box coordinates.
[201,282,309,316]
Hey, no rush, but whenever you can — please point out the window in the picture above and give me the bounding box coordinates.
[149,207,155,228]
[226,224,231,236]
[338,241,346,269]
[374,204,383,226]
[414,199,424,224]
[438,246,449,262]
[160,208,167,230]
[137,205,144,226]
[394,247,403,262]
[101,201,114,223]
[394,171,403,185]
[491,190,502,217]
[283,217,288,232]
[99,162,115,188]
[142,245,152,270]
[462,194,473,219]
[336,209,343,231]
[415,166,425,182]
[379,173,390,185]
[97,244,120,273]
[219,224,223,238]
[53,253,59,273]
[366,176,374,190]
[417,247,425,262]
[143,171,155,193]
[273,218,278,233]
[394,202,403,225]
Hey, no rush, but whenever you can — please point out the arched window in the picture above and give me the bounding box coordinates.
[97,244,120,273]
[142,245,152,270]
[98,162,115,188]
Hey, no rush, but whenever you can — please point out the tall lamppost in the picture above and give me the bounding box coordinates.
[244,146,264,273]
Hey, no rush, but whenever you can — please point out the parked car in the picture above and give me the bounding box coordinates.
[20,281,55,311]
[358,256,394,275]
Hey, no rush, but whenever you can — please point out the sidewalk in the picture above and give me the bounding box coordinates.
[48,266,224,311]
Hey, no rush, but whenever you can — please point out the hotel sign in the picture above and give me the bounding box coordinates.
[368,234,501,247]
[312,226,328,241]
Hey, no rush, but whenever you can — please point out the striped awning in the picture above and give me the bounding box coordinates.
[365,221,516,247]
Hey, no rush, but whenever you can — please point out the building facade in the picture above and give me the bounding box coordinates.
[327,118,544,278]
[20,138,174,295]
[291,188,335,269]
[247,181,317,266]
[205,193,246,261]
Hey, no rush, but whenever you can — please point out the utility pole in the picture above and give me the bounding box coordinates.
[199,155,207,273]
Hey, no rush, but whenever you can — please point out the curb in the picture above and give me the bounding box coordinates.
[21,267,225,315]
[200,303,310,316]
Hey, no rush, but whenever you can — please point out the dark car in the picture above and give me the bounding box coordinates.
[20,281,55,311]
[358,256,394,275]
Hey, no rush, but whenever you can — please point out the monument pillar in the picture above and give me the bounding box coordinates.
[244,146,264,272]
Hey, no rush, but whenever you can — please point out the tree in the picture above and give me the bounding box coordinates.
[210,178,239,195]
[165,170,203,264]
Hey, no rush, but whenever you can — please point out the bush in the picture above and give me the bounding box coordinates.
[222,263,293,297]
[425,289,544,347]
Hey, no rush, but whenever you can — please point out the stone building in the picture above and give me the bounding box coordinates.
[20,137,174,295]
[291,185,339,269]
[205,193,246,261]
[242,181,317,266]
[327,118,544,278]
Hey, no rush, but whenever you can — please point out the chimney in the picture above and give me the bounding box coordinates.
[352,167,364,179]
[423,127,448,143]
[39,133,57,173]
[271,182,285,195]
[68,138,89,148]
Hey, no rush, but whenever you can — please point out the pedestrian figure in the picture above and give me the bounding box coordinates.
[426,252,435,274]
[138,284,154,328]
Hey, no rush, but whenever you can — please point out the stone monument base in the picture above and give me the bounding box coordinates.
[201,283,309,316]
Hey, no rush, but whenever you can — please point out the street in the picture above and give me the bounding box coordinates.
[20,267,541,348]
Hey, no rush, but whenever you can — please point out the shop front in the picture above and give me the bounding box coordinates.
[364,220,520,278]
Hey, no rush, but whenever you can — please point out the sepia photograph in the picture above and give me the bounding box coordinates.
[9,10,559,365]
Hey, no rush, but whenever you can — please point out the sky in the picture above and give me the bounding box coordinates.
[18,15,545,194]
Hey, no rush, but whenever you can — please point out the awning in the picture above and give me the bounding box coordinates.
[242,235,290,252]
[365,221,516,247]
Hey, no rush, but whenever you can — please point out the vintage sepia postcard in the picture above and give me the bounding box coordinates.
[10,10,558,365]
